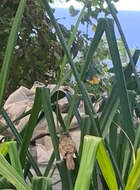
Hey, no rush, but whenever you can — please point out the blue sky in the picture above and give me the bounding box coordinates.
[52,0,140,11]
[52,1,140,68]
[54,9,140,49]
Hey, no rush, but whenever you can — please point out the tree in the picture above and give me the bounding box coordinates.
[0,0,63,98]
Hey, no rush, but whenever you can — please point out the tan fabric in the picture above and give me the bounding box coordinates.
[0,83,80,166]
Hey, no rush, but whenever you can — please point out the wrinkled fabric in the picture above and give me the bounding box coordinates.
[0,83,80,166]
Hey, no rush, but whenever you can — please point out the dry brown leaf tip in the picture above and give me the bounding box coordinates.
[59,133,76,170]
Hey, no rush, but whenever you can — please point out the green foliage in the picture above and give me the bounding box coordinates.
[0,0,140,190]
[31,176,52,190]
[0,0,62,98]
[0,0,26,109]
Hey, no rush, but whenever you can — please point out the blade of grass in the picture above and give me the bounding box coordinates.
[97,140,118,190]
[0,153,31,190]
[81,18,106,80]
[122,123,140,182]
[79,115,91,159]
[1,108,42,176]
[24,160,33,180]
[53,104,66,132]
[0,0,26,110]
[7,141,24,178]
[0,142,8,156]
[100,50,140,137]
[51,70,72,95]
[105,0,140,94]
[41,87,72,190]
[105,18,135,142]
[74,135,101,190]
[31,176,52,190]
[41,88,60,160]
[51,6,86,94]
[44,151,55,177]
[0,177,14,189]
[60,5,86,80]
[65,92,81,131]
[105,140,125,189]
[125,148,140,190]
[20,88,42,167]
[41,0,100,136]
[100,86,119,137]
[51,89,66,103]
[109,114,118,158]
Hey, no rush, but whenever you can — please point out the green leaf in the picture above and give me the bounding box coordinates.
[0,0,26,110]
[125,149,140,190]
[41,0,100,136]
[100,50,140,137]
[0,142,8,156]
[75,135,118,190]
[20,88,42,167]
[105,0,140,94]
[122,122,140,182]
[7,141,23,178]
[0,177,14,189]
[43,151,55,177]
[100,86,119,137]
[56,5,86,91]
[105,18,135,142]
[41,88,72,189]
[81,18,106,80]
[97,141,118,190]
[74,135,101,190]
[1,108,41,176]
[31,176,52,190]
[0,153,31,190]
[41,87,60,160]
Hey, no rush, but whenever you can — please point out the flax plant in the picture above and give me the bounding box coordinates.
[0,0,140,190]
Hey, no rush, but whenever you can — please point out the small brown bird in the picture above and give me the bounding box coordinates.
[59,133,76,170]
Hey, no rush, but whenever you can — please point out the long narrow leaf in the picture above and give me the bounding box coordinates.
[97,140,118,190]
[105,0,140,93]
[43,151,55,177]
[81,18,106,80]
[74,135,101,190]
[7,141,24,178]
[105,18,135,142]
[100,50,140,137]
[42,0,100,136]
[0,153,31,190]
[0,0,26,110]
[20,88,42,167]
[41,87,60,160]
[0,142,8,156]
[122,122,140,181]
[1,108,41,176]
[60,5,86,80]
[41,88,71,190]
[125,149,140,190]
[31,176,52,190]
[0,177,14,189]
[52,6,86,94]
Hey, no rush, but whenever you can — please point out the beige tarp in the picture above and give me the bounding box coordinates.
[0,83,80,165]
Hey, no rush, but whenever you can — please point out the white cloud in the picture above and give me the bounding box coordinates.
[52,0,140,10]
[115,0,140,10]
